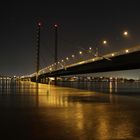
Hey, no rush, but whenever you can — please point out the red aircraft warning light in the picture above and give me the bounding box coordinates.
[37,22,42,27]
[54,24,58,27]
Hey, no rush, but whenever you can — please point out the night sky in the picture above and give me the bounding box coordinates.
[0,1,140,78]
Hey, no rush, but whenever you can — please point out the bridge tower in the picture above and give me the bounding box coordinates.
[36,22,41,82]
[54,24,58,85]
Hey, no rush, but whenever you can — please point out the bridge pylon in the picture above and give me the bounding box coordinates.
[54,24,58,85]
[36,22,41,82]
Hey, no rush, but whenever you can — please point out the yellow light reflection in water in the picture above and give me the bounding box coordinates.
[75,103,84,130]
[115,81,118,93]
[96,105,134,139]
[26,82,70,107]
[25,82,136,139]
[109,81,113,93]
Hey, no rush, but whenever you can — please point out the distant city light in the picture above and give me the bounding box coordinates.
[61,60,64,62]
[79,51,83,55]
[110,77,113,80]
[66,57,69,60]
[89,47,92,50]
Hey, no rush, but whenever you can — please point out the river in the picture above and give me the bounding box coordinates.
[0,80,140,139]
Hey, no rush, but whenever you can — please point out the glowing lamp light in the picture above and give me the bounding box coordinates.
[111,53,115,56]
[79,51,82,55]
[125,49,129,53]
[103,40,107,45]
[89,47,92,50]
[54,24,58,27]
[72,55,75,58]
[38,22,42,26]
[123,31,128,36]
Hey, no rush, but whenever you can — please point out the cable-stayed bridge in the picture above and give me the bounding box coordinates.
[21,45,140,82]
[20,23,140,83]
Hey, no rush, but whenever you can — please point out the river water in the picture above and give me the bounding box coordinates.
[57,81,140,96]
[0,80,140,139]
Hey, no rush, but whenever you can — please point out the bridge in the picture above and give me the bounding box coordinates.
[20,23,140,83]
[21,45,140,82]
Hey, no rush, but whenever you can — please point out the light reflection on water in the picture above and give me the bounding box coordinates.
[58,81,140,95]
[0,80,140,139]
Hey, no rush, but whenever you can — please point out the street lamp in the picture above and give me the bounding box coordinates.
[49,67,52,71]
[125,49,129,53]
[103,40,107,45]
[95,40,108,57]
[72,54,75,58]
[123,31,128,36]
[88,47,92,53]
[111,53,115,56]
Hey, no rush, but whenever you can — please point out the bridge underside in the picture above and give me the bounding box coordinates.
[31,50,140,81]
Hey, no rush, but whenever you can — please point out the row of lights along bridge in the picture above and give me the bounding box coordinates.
[37,22,129,74]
